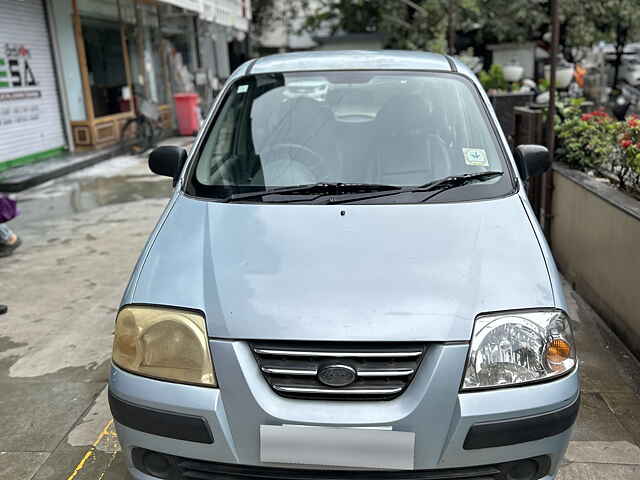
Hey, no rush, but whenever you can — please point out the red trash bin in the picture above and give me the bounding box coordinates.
[174,93,201,136]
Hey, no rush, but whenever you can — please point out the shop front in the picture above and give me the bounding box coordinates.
[62,0,178,149]
[0,0,68,170]
[49,0,200,151]
[46,0,249,152]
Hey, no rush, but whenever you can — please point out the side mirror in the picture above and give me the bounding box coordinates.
[514,144,551,181]
[149,146,188,186]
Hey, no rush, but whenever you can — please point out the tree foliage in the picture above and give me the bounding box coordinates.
[297,0,480,53]
[294,0,638,58]
[251,0,280,38]
[301,0,385,35]
[470,0,548,44]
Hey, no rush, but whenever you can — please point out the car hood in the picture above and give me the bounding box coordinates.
[130,194,554,341]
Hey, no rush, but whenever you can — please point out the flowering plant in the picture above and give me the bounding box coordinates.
[556,100,616,170]
[613,115,640,191]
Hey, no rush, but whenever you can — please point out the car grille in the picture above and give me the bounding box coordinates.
[250,342,425,400]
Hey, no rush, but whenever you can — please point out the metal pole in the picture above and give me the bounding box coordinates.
[541,0,559,239]
[448,0,456,55]
[44,0,75,153]
[546,0,559,156]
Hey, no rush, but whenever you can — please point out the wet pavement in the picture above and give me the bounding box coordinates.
[9,144,181,230]
[0,143,639,479]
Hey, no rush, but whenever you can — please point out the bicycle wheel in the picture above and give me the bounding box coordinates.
[152,119,165,146]
[138,117,155,153]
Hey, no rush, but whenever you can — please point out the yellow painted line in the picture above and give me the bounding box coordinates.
[96,450,119,480]
[66,419,114,480]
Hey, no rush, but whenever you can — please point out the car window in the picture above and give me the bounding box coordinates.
[188,71,514,203]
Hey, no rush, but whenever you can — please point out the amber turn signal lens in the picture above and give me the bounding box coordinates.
[546,338,572,371]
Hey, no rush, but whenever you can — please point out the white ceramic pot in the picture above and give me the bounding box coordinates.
[544,65,574,89]
[503,64,524,82]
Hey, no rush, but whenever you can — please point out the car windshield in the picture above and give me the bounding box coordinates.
[187,70,514,203]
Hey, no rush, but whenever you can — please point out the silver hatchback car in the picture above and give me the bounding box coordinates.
[109,51,579,480]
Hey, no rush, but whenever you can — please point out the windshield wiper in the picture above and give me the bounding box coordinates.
[418,171,504,202]
[222,182,403,202]
[330,171,504,204]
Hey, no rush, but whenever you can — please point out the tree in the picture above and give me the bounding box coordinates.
[251,0,280,38]
[605,0,639,87]
[301,0,386,35]
[469,0,603,60]
[380,0,450,52]
[296,0,638,66]
[471,0,639,66]
[298,0,479,53]
[470,0,548,45]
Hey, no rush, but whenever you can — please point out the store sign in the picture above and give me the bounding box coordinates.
[1,45,38,89]
[0,44,42,121]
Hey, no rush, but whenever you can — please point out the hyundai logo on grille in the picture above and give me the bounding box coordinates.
[317,364,357,388]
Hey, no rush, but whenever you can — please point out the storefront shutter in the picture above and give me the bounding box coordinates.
[0,0,66,166]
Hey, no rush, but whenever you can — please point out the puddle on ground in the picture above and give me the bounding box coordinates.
[7,139,192,231]
[11,174,172,230]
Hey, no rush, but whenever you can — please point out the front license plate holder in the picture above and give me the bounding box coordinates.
[260,425,415,470]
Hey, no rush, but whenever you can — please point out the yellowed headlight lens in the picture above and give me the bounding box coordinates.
[112,306,216,387]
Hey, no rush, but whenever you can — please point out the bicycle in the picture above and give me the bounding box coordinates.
[120,92,166,155]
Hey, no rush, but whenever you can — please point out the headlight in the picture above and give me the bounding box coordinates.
[462,309,576,390]
[112,306,216,387]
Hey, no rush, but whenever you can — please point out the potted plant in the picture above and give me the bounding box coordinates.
[503,59,524,83]
[544,59,574,89]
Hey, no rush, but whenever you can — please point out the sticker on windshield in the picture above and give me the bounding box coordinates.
[237,84,249,93]
[463,148,489,167]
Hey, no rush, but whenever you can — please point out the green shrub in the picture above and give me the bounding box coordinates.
[537,78,550,92]
[555,98,640,195]
[613,115,640,191]
[479,64,508,92]
[555,99,616,171]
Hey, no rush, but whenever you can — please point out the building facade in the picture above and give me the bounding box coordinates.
[0,0,250,168]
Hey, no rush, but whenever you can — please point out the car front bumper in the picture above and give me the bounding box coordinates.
[109,340,580,480]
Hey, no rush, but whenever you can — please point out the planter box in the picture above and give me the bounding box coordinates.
[551,163,640,359]
[488,92,534,144]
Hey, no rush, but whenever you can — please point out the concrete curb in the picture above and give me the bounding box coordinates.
[0,145,125,193]
[0,135,194,193]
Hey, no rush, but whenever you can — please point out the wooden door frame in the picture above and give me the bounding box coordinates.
[71,0,135,147]
[71,0,94,123]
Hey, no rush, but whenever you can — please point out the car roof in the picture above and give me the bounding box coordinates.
[230,50,470,80]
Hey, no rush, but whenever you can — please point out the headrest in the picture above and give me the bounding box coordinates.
[375,94,433,135]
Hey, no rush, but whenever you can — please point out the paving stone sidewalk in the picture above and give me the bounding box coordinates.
[0,153,639,479]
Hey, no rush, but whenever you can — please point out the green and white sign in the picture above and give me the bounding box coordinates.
[463,148,489,167]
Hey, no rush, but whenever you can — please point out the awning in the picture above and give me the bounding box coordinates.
[157,0,250,31]
[160,0,202,14]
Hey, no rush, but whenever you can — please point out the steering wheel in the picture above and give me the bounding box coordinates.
[260,143,328,184]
